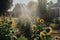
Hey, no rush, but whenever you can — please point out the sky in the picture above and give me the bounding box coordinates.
[9,0,57,11]
[13,0,57,4]
[48,0,57,3]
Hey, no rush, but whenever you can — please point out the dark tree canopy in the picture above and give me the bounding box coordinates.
[0,0,13,15]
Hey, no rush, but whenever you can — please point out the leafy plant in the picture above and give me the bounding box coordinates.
[0,16,17,40]
[31,16,52,40]
[0,16,28,40]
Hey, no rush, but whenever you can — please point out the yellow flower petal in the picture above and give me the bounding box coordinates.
[46,27,52,35]
[54,36,60,40]
[40,19,44,24]
[39,32,45,40]
[32,25,37,32]
[10,18,15,27]
[34,38,37,40]
[36,16,40,22]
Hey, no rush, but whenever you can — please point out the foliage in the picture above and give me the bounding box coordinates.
[0,16,17,40]
[55,17,60,24]
[17,35,27,40]
[0,0,13,15]
[17,19,32,40]
[31,16,52,40]
[38,0,47,18]
[0,16,59,40]
[0,16,27,40]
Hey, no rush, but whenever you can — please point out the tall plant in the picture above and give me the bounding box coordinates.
[31,16,52,40]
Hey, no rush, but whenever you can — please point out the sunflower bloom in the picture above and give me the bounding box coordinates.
[46,27,52,35]
[40,19,44,24]
[40,32,44,39]
[54,36,60,40]
[32,25,37,32]
[34,38,37,40]
[10,18,15,27]
[36,16,40,22]
[40,32,43,38]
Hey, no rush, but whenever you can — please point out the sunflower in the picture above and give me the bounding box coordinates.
[34,38,37,40]
[36,16,40,22]
[32,25,37,32]
[40,32,45,39]
[45,27,52,35]
[40,32,43,38]
[10,18,15,27]
[40,19,44,24]
[54,36,60,40]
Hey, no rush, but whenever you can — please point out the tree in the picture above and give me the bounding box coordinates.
[37,0,47,18]
[28,1,38,10]
[47,1,53,8]
[49,1,53,5]
[0,0,13,15]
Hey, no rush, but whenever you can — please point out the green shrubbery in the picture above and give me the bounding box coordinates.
[31,16,52,40]
[0,16,27,40]
[0,16,59,40]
